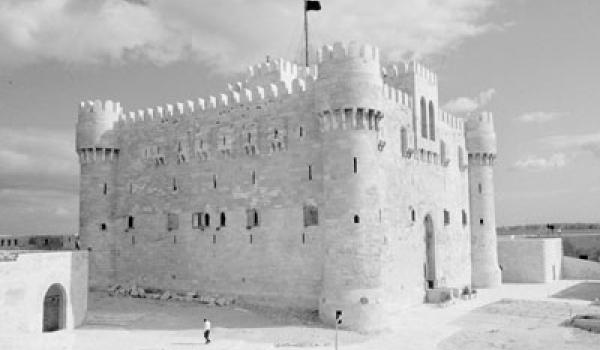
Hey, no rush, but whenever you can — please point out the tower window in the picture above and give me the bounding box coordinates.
[420,97,428,139]
[131,236,135,245]
[192,212,210,229]
[103,183,107,195]
[303,205,319,226]
[354,215,360,224]
[247,133,252,143]
[204,213,211,227]
[172,178,178,191]
[353,157,358,174]
[400,127,408,157]
[246,209,260,228]
[213,174,217,189]
[299,126,304,138]
[480,218,484,226]
[410,207,416,222]
[220,212,226,227]
[100,223,107,231]
[252,170,256,185]
[167,213,179,231]
[127,216,134,229]
[428,101,436,141]
[478,183,482,194]
[443,210,450,225]
[308,165,313,180]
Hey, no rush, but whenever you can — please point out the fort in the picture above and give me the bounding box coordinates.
[76,41,501,330]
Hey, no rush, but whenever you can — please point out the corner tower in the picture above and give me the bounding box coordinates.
[76,100,121,289]
[314,42,385,331]
[466,111,501,288]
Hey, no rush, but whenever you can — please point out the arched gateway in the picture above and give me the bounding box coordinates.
[424,215,436,289]
[43,283,66,332]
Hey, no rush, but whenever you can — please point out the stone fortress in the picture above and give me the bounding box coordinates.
[76,41,501,330]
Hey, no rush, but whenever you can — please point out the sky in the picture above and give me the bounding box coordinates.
[0,0,598,234]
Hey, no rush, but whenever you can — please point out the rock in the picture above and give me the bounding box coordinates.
[160,291,171,301]
[215,297,228,306]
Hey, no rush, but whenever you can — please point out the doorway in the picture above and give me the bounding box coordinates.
[424,214,436,289]
[43,283,66,332]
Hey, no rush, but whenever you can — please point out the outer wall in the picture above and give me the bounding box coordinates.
[497,237,562,283]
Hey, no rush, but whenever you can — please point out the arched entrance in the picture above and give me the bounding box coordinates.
[424,215,436,289]
[43,283,66,332]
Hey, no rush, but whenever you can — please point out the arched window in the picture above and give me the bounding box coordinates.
[204,213,210,227]
[428,101,435,141]
[400,127,408,157]
[354,215,360,224]
[220,212,226,227]
[420,97,428,138]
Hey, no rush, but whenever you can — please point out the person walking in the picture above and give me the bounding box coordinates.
[203,318,211,344]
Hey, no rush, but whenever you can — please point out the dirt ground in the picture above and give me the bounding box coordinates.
[2,280,600,349]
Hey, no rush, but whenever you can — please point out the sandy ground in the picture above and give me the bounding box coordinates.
[2,280,600,350]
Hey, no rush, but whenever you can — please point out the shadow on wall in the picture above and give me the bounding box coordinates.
[551,282,600,302]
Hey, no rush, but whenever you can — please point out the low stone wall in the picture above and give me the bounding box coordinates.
[563,256,600,280]
[497,237,562,283]
[0,251,88,333]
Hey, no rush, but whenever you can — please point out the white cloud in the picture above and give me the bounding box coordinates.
[517,111,563,123]
[542,132,600,158]
[443,88,496,115]
[511,153,567,171]
[0,0,498,70]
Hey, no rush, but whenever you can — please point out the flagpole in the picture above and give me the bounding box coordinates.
[304,1,309,67]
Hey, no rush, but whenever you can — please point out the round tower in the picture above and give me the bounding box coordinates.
[466,111,501,288]
[314,42,386,331]
[76,100,121,289]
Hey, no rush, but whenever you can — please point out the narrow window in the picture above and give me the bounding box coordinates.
[420,97,428,138]
[308,165,313,181]
[213,234,217,244]
[478,183,482,194]
[252,170,256,185]
[400,127,408,157]
[100,223,107,231]
[428,101,436,141]
[129,183,133,194]
[250,234,253,244]
[303,205,319,226]
[444,210,450,225]
[14,239,17,246]
[222,136,226,146]
[462,210,468,226]
[254,211,259,226]
[127,216,134,229]
[247,209,259,228]
[173,178,178,191]
[213,174,217,189]
[299,126,304,137]
[354,215,360,224]
[353,157,358,174]
[167,213,179,231]
[103,183,107,195]
[7,240,10,247]
[1,239,4,246]
[173,235,177,244]
[132,236,135,245]
[411,208,416,222]
[302,232,306,244]
[247,133,252,143]
[220,212,226,227]
[204,213,210,227]
[274,129,279,138]
[44,239,49,246]
[480,218,484,226]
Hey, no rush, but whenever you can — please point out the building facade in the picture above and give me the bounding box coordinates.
[76,42,500,330]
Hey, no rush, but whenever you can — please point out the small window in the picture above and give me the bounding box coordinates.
[129,183,133,194]
[213,174,217,189]
[303,205,319,226]
[14,239,17,246]
[192,212,201,228]
[1,239,4,246]
[44,239,49,246]
[127,216,135,229]
[103,183,107,195]
[479,218,484,226]
[167,213,179,231]
[308,165,313,181]
[411,208,416,222]
[252,170,256,185]
[247,209,260,228]
[131,236,135,245]
[213,234,217,244]
[478,183,482,194]
[172,178,178,191]
[462,210,468,226]
[299,126,304,138]
[443,210,450,226]
[7,240,10,247]
[247,133,252,143]
[354,215,360,224]
[274,129,279,138]
[353,157,358,174]
[100,223,107,231]
[204,213,211,227]
[220,212,226,227]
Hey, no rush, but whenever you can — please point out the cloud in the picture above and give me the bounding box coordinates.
[443,88,496,115]
[517,111,563,123]
[511,153,567,171]
[0,0,498,70]
[542,132,600,158]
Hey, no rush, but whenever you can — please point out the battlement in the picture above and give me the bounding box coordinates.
[382,61,437,85]
[439,109,464,132]
[382,83,412,108]
[78,100,122,117]
[317,41,380,63]
[465,111,496,155]
[465,111,495,132]
[247,57,317,81]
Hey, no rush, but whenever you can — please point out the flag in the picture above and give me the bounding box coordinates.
[305,0,321,11]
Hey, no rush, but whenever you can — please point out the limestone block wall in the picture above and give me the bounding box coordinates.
[562,256,600,280]
[0,251,88,333]
[497,237,562,283]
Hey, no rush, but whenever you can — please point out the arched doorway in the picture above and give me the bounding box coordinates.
[43,283,66,332]
[424,215,436,289]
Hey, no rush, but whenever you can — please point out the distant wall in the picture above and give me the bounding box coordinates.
[0,251,88,333]
[563,256,600,280]
[497,237,562,283]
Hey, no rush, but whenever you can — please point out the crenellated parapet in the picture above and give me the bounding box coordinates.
[246,57,317,91]
[382,60,438,87]
[382,83,412,109]
[76,99,121,159]
[317,41,380,63]
[438,109,465,132]
[465,111,496,159]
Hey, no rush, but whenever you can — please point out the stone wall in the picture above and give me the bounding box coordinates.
[497,237,562,283]
[563,256,600,280]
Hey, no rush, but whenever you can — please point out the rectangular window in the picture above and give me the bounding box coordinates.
[444,210,450,225]
[131,236,135,245]
[192,212,203,229]
[308,165,313,181]
[480,218,484,226]
[213,174,217,189]
[353,157,358,174]
[252,170,256,185]
[246,209,259,229]
[103,183,107,195]
[478,183,482,194]
[303,205,319,227]
[127,216,134,229]
[167,213,179,231]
